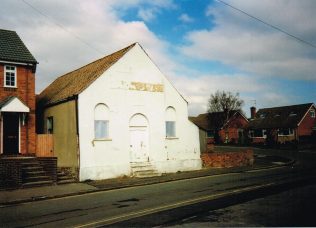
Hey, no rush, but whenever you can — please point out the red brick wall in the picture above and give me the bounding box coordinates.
[298,106,316,137]
[0,64,36,154]
[201,149,254,168]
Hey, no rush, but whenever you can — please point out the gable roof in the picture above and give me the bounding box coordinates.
[0,96,30,112]
[189,110,245,131]
[37,43,136,107]
[248,103,315,129]
[0,29,37,64]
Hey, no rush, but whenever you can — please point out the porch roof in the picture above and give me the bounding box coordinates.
[0,96,30,113]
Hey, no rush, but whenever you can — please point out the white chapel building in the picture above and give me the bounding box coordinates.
[37,43,201,181]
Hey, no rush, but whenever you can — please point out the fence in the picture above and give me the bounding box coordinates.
[36,134,54,157]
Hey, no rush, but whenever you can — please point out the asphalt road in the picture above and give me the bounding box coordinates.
[170,183,316,227]
[1,160,315,227]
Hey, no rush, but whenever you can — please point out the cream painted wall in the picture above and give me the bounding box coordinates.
[78,43,201,181]
[43,100,78,169]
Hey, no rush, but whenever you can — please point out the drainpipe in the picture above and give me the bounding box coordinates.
[26,66,29,155]
[75,96,80,179]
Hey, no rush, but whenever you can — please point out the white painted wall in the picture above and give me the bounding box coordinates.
[78,43,201,181]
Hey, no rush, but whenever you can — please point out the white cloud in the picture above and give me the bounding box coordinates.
[182,0,316,81]
[179,13,194,23]
[0,0,176,92]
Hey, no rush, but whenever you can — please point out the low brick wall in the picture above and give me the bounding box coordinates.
[0,157,29,188]
[201,149,254,168]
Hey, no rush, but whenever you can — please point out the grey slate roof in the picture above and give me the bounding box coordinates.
[248,103,315,129]
[0,29,37,64]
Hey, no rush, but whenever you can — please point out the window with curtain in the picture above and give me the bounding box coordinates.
[94,103,110,139]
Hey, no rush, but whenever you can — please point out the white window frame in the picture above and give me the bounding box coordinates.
[166,121,176,138]
[249,129,266,138]
[165,106,177,139]
[94,103,110,140]
[94,120,109,139]
[310,110,315,118]
[278,128,294,136]
[4,65,17,88]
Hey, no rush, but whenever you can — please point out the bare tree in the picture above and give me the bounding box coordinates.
[207,91,244,143]
[208,90,244,113]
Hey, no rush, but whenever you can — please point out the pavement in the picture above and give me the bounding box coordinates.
[0,153,295,207]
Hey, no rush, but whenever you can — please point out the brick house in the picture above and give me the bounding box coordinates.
[247,103,316,145]
[0,29,37,155]
[190,111,249,152]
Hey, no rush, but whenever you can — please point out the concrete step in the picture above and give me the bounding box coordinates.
[133,170,161,178]
[22,180,53,188]
[24,175,51,182]
[24,170,46,177]
[57,179,76,185]
[131,162,161,178]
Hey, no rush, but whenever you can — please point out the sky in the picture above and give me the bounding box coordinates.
[1,0,315,117]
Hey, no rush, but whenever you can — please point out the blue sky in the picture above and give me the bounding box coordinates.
[1,0,315,116]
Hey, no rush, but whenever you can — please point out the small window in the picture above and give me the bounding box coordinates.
[166,121,176,138]
[278,128,294,136]
[4,65,17,87]
[47,116,53,134]
[260,113,266,119]
[310,110,315,118]
[95,120,109,139]
[249,129,266,138]
[207,130,215,138]
[94,103,110,139]
[166,106,176,138]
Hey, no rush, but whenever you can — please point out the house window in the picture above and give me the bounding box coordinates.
[278,128,294,136]
[4,65,17,87]
[94,103,110,139]
[47,116,54,134]
[207,130,215,138]
[166,121,176,137]
[249,129,266,138]
[166,106,176,138]
[310,110,315,118]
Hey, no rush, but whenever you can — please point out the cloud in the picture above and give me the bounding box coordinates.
[179,13,194,23]
[181,0,316,81]
[137,8,158,22]
[0,0,176,92]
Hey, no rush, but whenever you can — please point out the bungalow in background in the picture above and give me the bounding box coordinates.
[247,103,316,145]
[189,111,248,152]
[37,43,201,181]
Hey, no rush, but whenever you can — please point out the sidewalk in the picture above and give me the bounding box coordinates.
[0,154,294,207]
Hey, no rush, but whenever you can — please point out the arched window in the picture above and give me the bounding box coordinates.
[94,103,110,139]
[165,106,176,138]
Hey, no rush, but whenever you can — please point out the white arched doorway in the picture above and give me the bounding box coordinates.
[129,114,149,162]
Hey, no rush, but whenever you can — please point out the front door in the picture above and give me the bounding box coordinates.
[130,127,149,162]
[3,113,19,154]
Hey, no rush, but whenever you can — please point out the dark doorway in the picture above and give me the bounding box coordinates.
[3,113,19,155]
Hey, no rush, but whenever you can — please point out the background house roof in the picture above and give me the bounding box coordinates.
[0,29,37,64]
[37,43,136,106]
[189,110,241,131]
[248,103,314,129]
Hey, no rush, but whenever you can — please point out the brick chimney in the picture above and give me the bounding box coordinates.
[250,106,256,119]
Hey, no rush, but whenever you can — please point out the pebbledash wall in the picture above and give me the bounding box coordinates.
[77,44,201,181]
